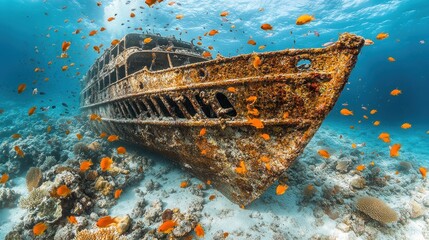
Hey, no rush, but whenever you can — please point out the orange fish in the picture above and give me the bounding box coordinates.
[356,164,365,171]
[194,223,205,237]
[168,1,175,6]
[33,222,47,236]
[114,189,122,199]
[14,146,24,157]
[100,157,113,171]
[117,146,126,154]
[252,55,261,69]
[158,220,177,233]
[296,14,315,25]
[364,39,374,46]
[208,29,219,36]
[67,216,78,224]
[93,46,100,53]
[28,106,37,116]
[99,132,107,138]
[208,45,214,50]
[401,123,411,129]
[100,27,106,31]
[260,23,273,30]
[62,41,71,52]
[378,132,391,143]
[390,143,401,157]
[227,87,236,93]
[130,12,135,18]
[220,11,228,17]
[370,109,377,115]
[180,181,189,188]
[387,57,396,62]
[107,17,115,22]
[80,160,93,172]
[143,37,152,44]
[376,33,389,40]
[107,135,119,142]
[260,133,270,140]
[276,184,288,195]
[89,30,97,36]
[351,143,357,149]
[199,128,206,136]
[247,118,264,129]
[111,39,120,46]
[373,120,380,126]
[247,39,256,45]
[390,89,402,96]
[246,95,257,103]
[340,108,353,116]
[317,149,330,159]
[176,14,184,19]
[0,173,9,184]
[209,194,216,200]
[363,115,368,119]
[65,130,70,135]
[46,125,52,133]
[11,134,22,139]
[56,185,71,198]
[89,113,102,121]
[145,0,157,7]
[202,51,212,58]
[419,167,427,178]
[17,83,26,94]
[76,133,83,140]
[235,160,247,174]
[97,216,118,228]
[62,65,68,71]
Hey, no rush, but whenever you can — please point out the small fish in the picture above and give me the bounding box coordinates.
[89,30,97,36]
[76,133,83,140]
[370,109,377,115]
[351,143,357,149]
[390,143,401,157]
[208,29,219,36]
[130,12,135,18]
[111,39,120,45]
[80,160,93,172]
[209,194,216,200]
[180,181,189,188]
[62,65,68,71]
[117,146,126,154]
[376,33,389,40]
[419,167,427,178]
[145,0,157,7]
[247,39,256,45]
[420,40,425,44]
[99,132,107,138]
[356,164,365,171]
[28,106,37,116]
[96,2,102,6]
[401,123,411,129]
[0,173,9,184]
[143,37,152,44]
[276,184,288,195]
[56,185,71,198]
[194,223,205,237]
[235,160,247,174]
[208,45,214,50]
[107,135,119,142]
[199,128,206,136]
[387,57,396,62]
[202,51,212,58]
[62,103,68,107]
[258,45,266,50]
[296,14,315,25]
[220,11,228,17]
[114,189,122,199]
[93,46,100,53]
[378,132,391,143]
[322,41,335,47]
[100,157,113,171]
[340,108,353,116]
[11,134,22,139]
[364,39,374,46]
[100,27,106,31]
[90,113,102,121]
[373,120,380,126]
[252,55,261,69]
[65,130,70,135]
[107,17,115,22]
[97,216,118,228]
[260,133,270,140]
[67,216,78,224]
[18,83,27,94]
[176,14,184,20]
[158,220,177,233]
[390,89,402,96]
[247,118,264,129]
[62,41,71,52]
[33,222,48,236]
[227,87,236,93]
[317,149,330,159]
[260,23,272,30]
[47,126,52,133]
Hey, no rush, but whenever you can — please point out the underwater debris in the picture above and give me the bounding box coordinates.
[356,196,399,224]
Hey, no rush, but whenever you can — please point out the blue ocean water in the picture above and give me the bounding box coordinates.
[0,0,428,239]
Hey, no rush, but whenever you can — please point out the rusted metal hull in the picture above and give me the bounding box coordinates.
[81,33,364,206]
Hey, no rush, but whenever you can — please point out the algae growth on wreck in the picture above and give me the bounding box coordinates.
[1,0,429,239]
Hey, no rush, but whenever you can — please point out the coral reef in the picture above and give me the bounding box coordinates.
[356,196,399,224]
[76,226,127,240]
[0,188,19,208]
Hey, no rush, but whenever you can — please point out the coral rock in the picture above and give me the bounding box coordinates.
[0,188,19,208]
[114,215,131,234]
[356,196,399,223]
[410,201,425,219]
[95,176,113,196]
[26,167,43,192]
[76,226,127,240]
[87,141,101,151]
[350,176,366,189]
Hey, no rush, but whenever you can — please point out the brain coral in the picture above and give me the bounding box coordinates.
[356,196,399,223]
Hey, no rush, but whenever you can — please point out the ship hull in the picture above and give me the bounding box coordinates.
[81,33,364,206]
